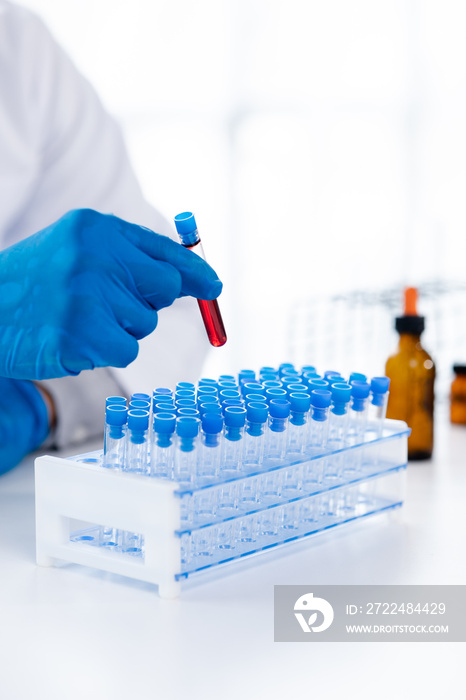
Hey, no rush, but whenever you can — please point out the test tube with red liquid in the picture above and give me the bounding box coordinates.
[174,212,227,347]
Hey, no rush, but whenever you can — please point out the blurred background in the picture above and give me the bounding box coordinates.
[21,0,466,392]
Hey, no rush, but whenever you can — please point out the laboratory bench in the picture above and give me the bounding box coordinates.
[0,419,465,700]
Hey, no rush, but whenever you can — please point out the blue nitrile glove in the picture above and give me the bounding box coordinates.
[0,209,223,380]
[0,378,49,475]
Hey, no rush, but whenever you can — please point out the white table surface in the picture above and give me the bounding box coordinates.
[1,420,465,700]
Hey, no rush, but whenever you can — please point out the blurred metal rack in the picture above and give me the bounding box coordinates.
[287,280,466,402]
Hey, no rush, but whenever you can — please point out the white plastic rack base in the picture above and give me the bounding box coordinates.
[35,419,408,598]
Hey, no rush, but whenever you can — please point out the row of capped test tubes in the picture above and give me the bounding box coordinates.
[102,363,390,490]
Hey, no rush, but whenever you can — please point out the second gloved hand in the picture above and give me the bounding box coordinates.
[0,209,223,380]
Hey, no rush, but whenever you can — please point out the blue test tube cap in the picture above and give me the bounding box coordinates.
[308,379,329,391]
[198,385,218,395]
[154,387,172,396]
[217,380,237,390]
[286,382,306,394]
[174,212,199,246]
[131,392,150,402]
[262,380,283,389]
[202,412,224,435]
[106,396,127,407]
[200,403,223,415]
[238,369,256,382]
[247,402,269,423]
[370,376,390,406]
[155,402,176,413]
[198,377,217,386]
[129,399,151,409]
[301,365,317,374]
[269,398,291,418]
[289,392,311,413]
[323,371,341,380]
[106,405,128,426]
[224,406,247,427]
[303,371,322,381]
[176,381,195,391]
[219,389,242,403]
[331,383,352,415]
[349,372,367,384]
[351,380,371,412]
[223,398,244,408]
[310,389,332,409]
[127,409,149,431]
[178,408,200,417]
[153,412,177,434]
[176,415,200,438]
[197,395,218,406]
[245,393,267,403]
[351,380,371,399]
[260,373,279,382]
[176,399,197,408]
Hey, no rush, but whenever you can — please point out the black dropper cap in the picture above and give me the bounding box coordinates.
[395,287,425,336]
[453,364,466,376]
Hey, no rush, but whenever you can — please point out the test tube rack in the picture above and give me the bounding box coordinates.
[35,419,408,598]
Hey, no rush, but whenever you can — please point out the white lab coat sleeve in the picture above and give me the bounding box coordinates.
[1,3,210,448]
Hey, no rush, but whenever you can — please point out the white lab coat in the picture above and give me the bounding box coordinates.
[0,0,210,445]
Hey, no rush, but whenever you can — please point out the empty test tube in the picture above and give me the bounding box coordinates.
[327,383,352,449]
[104,405,128,469]
[367,377,390,438]
[243,402,268,471]
[150,412,177,478]
[348,381,371,445]
[265,398,290,464]
[306,390,331,454]
[174,416,200,487]
[199,413,224,483]
[220,406,247,478]
[125,409,150,474]
[287,392,311,456]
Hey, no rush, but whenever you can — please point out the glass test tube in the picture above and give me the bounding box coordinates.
[174,416,200,488]
[174,211,227,347]
[103,405,127,469]
[150,412,177,479]
[367,377,390,439]
[265,399,290,466]
[287,392,311,456]
[326,383,352,481]
[243,402,268,471]
[125,409,150,474]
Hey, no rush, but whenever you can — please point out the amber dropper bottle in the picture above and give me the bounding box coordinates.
[385,287,435,460]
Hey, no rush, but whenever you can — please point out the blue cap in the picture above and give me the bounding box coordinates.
[174,212,200,246]
[106,396,127,407]
[224,406,247,427]
[310,389,332,408]
[370,376,390,406]
[217,380,237,390]
[176,399,197,408]
[197,395,218,406]
[199,378,217,387]
[247,402,269,423]
[289,392,311,412]
[200,403,223,415]
[245,393,267,403]
[331,383,352,415]
[265,388,287,400]
[281,376,302,386]
[280,368,300,377]
[176,415,200,438]
[127,409,149,431]
[176,381,195,391]
[259,373,279,381]
[308,379,329,391]
[153,393,173,405]
[178,408,200,418]
[129,399,151,409]
[262,380,283,389]
[351,380,371,399]
[219,374,236,381]
[260,366,277,375]
[219,389,241,400]
[371,376,390,394]
[223,398,244,408]
[202,413,224,434]
[106,405,127,426]
[301,365,316,373]
[155,402,176,413]
[198,385,218,396]
[286,383,306,394]
[131,393,150,402]
[153,412,177,434]
[349,372,367,384]
[154,387,172,396]
[323,371,341,380]
[238,369,255,382]
[279,362,295,370]
[303,371,321,380]
[269,398,291,418]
